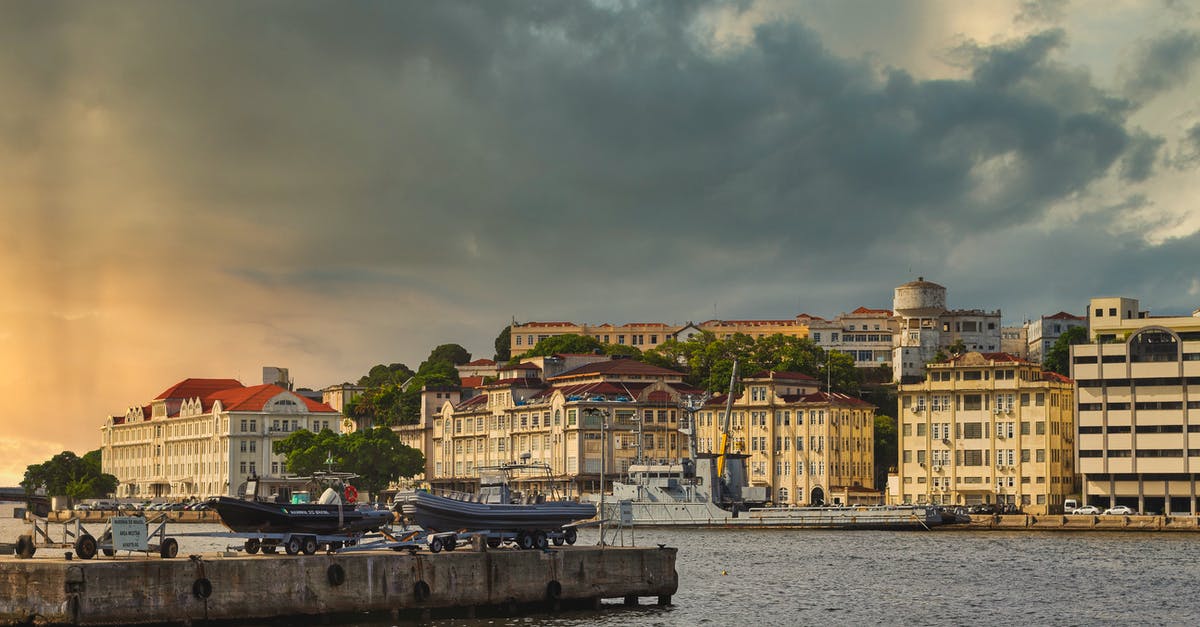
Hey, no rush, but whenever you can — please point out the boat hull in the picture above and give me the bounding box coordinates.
[208,496,392,534]
[395,491,596,532]
[600,500,947,530]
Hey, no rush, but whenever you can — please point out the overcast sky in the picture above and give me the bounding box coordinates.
[2,1,1199,485]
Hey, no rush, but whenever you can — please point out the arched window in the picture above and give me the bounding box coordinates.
[1129,329,1179,363]
[777,487,789,504]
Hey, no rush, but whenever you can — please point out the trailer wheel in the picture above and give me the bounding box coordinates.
[75,534,98,560]
[15,535,35,559]
[443,534,457,551]
[285,537,301,555]
[429,537,443,553]
[517,532,534,550]
[534,531,548,550]
[302,537,318,555]
[244,538,261,555]
[102,548,115,557]
[564,528,577,545]
[263,545,278,554]
[160,537,179,559]
[552,535,564,546]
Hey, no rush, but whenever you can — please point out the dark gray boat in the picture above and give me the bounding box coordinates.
[394,462,596,541]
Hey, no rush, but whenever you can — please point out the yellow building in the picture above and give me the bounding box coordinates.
[509,318,812,356]
[894,352,1075,514]
[1071,297,1200,514]
[696,371,877,506]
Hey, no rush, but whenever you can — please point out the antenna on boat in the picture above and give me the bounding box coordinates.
[325,451,335,473]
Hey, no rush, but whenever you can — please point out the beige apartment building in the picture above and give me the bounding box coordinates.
[1071,297,1200,514]
[695,371,877,505]
[894,352,1075,514]
[428,357,704,497]
[101,374,343,499]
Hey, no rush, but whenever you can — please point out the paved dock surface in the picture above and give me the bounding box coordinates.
[0,544,678,625]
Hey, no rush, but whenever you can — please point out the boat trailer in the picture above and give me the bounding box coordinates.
[14,514,179,560]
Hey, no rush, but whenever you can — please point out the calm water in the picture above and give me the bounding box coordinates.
[6,517,1200,625]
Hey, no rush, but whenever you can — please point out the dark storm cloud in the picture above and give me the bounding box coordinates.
[0,1,1180,324]
[1120,29,1200,101]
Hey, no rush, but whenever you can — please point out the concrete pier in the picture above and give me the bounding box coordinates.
[0,545,677,625]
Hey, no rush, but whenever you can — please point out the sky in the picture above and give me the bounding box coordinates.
[2,0,1199,486]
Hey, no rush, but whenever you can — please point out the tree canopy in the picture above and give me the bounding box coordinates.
[1043,325,1089,376]
[493,325,511,362]
[272,427,424,497]
[22,450,118,499]
[350,347,463,427]
[641,331,860,394]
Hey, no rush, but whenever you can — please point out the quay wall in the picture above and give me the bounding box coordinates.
[954,514,1200,531]
[0,546,677,626]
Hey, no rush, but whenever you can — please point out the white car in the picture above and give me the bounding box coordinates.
[1103,505,1134,515]
[1072,505,1101,515]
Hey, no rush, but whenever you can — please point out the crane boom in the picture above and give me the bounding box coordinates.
[716,360,738,478]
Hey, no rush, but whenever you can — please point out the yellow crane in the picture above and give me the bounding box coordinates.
[715,360,739,479]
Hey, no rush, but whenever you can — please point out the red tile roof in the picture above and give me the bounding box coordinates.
[155,378,244,401]
[1045,311,1084,321]
[515,321,577,327]
[851,306,894,315]
[455,395,489,410]
[205,384,338,413]
[1041,371,1073,384]
[459,376,485,388]
[550,360,685,380]
[463,359,496,366]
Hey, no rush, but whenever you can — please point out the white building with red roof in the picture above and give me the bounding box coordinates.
[101,373,342,499]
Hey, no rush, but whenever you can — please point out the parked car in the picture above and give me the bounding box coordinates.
[1103,505,1134,516]
[1072,505,1101,515]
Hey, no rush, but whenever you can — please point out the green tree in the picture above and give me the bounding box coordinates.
[873,414,898,490]
[514,333,602,361]
[273,427,424,497]
[357,363,414,387]
[21,450,118,498]
[425,343,472,367]
[1044,326,1089,376]
[493,325,512,362]
[340,427,425,495]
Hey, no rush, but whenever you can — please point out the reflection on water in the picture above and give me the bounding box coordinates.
[5,517,1200,625]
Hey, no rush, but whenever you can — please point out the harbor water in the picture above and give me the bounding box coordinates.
[5,516,1200,625]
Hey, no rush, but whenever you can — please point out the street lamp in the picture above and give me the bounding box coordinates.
[584,407,611,546]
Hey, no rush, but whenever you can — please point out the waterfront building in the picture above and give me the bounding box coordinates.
[894,352,1075,514]
[427,357,705,497]
[321,383,366,416]
[1026,311,1087,364]
[510,319,811,357]
[891,278,1002,383]
[1071,297,1200,514]
[100,373,342,499]
[696,371,878,505]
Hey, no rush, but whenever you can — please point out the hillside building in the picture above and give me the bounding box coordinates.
[894,352,1075,514]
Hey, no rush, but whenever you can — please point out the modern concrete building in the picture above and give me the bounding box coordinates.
[101,373,343,499]
[1071,296,1200,514]
[1027,311,1087,364]
[894,352,1075,514]
[696,371,878,505]
[891,278,1002,383]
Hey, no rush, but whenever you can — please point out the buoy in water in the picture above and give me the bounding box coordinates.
[721,570,728,576]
